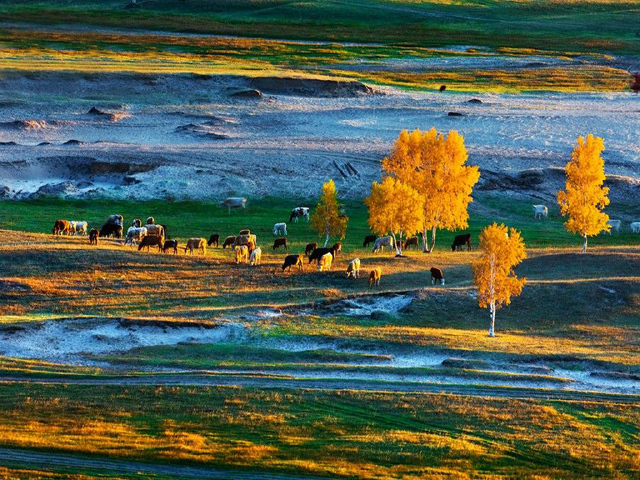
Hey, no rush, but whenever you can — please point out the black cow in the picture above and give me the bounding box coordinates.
[100,223,123,239]
[208,234,220,247]
[308,246,340,264]
[451,233,471,251]
[363,235,377,248]
[305,242,318,256]
[282,254,304,272]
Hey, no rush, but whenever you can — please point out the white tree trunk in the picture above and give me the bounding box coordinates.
[489,301,496,337]
[323,233,330,248]
[582,234,588,254]
[391,232,401,256]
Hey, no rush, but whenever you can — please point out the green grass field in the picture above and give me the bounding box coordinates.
[2,0,639,54]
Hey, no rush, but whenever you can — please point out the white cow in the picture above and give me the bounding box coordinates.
[607,219,621,234]
[221,197,247,213]
[289,207,310,223]
[249,247,262,266]
[69,220,88,235]
[125,226,147,245]
[372,236,395,254]
[318,252,333,272]
[346,258,361,279]
[533,205,548,219]
[273,222,287,236]
[631,222,640,234]
[234,245,249,264]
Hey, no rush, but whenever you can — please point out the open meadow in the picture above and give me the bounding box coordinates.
[0,0,639,478]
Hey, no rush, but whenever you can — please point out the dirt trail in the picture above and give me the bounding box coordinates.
[0,447,330,479]
[2,375,638,404]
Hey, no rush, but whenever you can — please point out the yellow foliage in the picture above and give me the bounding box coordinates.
[557,134,610,252]
[309,179,348,246]
[472,223,527,336]
[382,129,479,250]
[364,177,424,254]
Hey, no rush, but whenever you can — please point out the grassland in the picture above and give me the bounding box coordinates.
[0,383,637,479]
[0,0,636,91]
[0,196,637,478]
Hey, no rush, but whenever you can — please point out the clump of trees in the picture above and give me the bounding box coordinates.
[472,223,527,337]
[364,177,424,256]
[310,179,348,247]
[382,129,480,252]
[557,134,610,253]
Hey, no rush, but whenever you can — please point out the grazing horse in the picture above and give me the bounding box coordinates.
[363,235,377,248]
[451,233,471,251]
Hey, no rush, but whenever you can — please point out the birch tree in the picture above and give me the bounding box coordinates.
[472,223,527,337]
[557,134,610,253]
[364,177,424,256]
[310,179,348,247]
[382,129,480,252]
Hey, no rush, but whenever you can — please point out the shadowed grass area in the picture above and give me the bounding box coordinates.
[0,383,637,478]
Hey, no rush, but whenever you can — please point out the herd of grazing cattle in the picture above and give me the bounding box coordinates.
[50,202,637,289]
[50,205,452,288]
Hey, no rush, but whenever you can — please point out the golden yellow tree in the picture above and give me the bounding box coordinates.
[364,177,424,256]
[310,179,348,247]
[472,223,527,337]
[557,134,610,253]
[382,129,480,252]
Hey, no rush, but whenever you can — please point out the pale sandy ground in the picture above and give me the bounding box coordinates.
[0,71,638,201]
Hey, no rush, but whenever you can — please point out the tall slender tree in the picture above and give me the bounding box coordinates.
[382,129,480,252]
[472,223,527,337]
[365,177,424,256]
[557,134,610,253]
[310,179,348,247]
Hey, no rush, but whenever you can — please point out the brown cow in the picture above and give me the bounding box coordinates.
[138,235,164,252]
[185,238,207,255]
[52,219,70,236]
[273,238,287,251]
[330,242,342,256]
[89,228,99,245]
[403,236,419,250]
[368,268,381,287]
[239,229,251,235]
[282,254,304,272]
[222,236,236,249]
[430,267,445,285]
